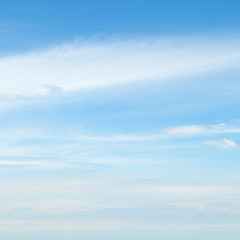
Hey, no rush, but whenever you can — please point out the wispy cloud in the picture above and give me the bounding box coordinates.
[204,139,238,149]
[172,198,240,214]
[1,218,239,231]
[0,160,69,168]
[133,185,240,195]
[1,122,238,145]
[165,125,206,136]
[79,122,240,142]
[0,36,240,101]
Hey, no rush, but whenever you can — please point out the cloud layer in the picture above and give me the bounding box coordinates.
[0,36,240,236]
[80,122,240,142]
[0,36,240,98]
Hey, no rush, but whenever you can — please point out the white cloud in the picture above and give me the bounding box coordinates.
[0,199,138,214]
[0,36,240,100]
[165,125,206,136]
[82,134,158,142]
[0,128,54,144]
[204,139,238,149]
[133,185,240,195]
[79,122,240,142]
[1,177,239,197]
[170,199,240,214]
[1,218,239,231]
[0,160,68,168]
[165,123,240,137]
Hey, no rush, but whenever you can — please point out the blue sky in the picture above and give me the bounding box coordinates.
[0,1,240,240]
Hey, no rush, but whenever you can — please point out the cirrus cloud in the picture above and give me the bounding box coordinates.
[0,36,240,100]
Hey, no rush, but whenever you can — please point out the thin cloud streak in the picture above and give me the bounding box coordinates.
[204,139,238,149]
[80,122,240,142]
[133,185,240,195]
[0,160,69,168]
[1,178,239,196]
[0,219,239,231]
[0,37,240,99]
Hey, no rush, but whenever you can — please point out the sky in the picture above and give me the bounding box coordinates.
[0,1,240,240]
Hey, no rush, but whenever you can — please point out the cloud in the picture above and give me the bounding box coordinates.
[79,122,240,142]
[0,36,240,101]
[1,176,239,197]
[0,123,237,146]
[172,199,240,214]
[0,199,138,215]
[1,218,239,231]
[165,125,206,136]
[82,134,158,142]
[165,123,240,137]
[133,185,240,195]
[204,138,238,149]
[0,160,68,168]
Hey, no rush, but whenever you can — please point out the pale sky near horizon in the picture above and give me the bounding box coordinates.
[0,1,240,240]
